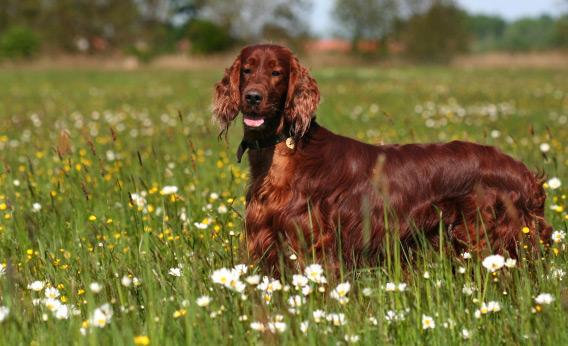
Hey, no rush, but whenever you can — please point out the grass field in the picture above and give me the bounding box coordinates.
[0,66,566,345]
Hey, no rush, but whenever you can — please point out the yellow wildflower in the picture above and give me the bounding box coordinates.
[134,336,150,345]
[173,309,187,318]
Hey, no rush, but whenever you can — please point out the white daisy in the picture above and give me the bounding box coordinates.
[245,274,261,285]
[292,274,308,288]
[551,231,565,244]
[534,293,554,305]
[160,186,178,195]
[547,177,561,190]
[90,303,113,328]
[344,334,360,343]
[54,304,70,320]
[89,282,103,293]
[257,277,282,293]
[233,264,248,276]
[330,282,351,304]
[300,320,309,334]
[169,267,182,277]
[304,264,326,284]
[487,301,501,312]
[287,295,305,308]
[422,315,435,330]
[121,276,132,287]
[27,281,45,291]
[217,205,228,214]
[326,313,347,326]
[44,287,60,299]
[32,202,42,212]
[0,306,9,322]
[250,321,266,332]
[505,258,517,268]
[196,295,212,307]
[44,298,62,312]
[385,282,396,291]
[482,254,505,272]
[267,321,287,333]
[312,309,326,323]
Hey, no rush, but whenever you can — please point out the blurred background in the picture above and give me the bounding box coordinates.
[1,0,567,69]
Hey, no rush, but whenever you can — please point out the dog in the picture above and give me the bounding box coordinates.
[213,44,551,274]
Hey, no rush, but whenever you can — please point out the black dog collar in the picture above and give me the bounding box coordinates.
[235,121,319,163]
[236,133,290,163]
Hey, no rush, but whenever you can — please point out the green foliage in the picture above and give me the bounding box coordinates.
[125,25,179,63]
[467,15,507,52]
[468,15,507,38]
[465,14,568,52]
[332,0,398,52]
[186,19,233,54]
[501,16,558,51]
[195,0,311,43]
[0,0,181,53]
[402,3,470,63]
[553,15,568,49]
[260,2,312,52]
[0,26,40,59]
[1,0,567,58]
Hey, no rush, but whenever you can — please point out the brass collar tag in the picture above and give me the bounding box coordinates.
[285,137,295,149]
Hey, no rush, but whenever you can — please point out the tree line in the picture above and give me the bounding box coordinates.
[333,0,567,62]
[0,0,566,62]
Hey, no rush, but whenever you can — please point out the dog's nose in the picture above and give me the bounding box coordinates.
[245,90,263,105]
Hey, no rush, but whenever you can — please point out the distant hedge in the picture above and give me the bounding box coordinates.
[0,26,40,59]
[186,20,233,54]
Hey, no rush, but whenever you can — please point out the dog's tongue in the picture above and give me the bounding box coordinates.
[244,117,264,127]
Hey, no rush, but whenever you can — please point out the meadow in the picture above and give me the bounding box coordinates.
[0,66,566,345]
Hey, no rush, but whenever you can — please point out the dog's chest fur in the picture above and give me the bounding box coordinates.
[247,143,296,206]
[244,144,309,265]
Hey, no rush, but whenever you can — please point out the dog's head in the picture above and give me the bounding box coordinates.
[213,44,320,139]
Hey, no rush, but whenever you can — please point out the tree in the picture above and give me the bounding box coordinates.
[467,14,506,51]
[197,0,311,42]
[260,1,312,50]
[555,15,568,49]
[186,19,232,53]
[468,15,506,39]
[402,2,470,63]
[332,0,399,52]
[0,0,141,52]
[0,0,40,31]
[399,0,437,17]
[0,0,198,53]
[501,16,558,51]
[0,0,312,55]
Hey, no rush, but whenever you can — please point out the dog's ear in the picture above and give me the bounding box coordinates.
[213,54,241,137]
[285,55,320,139]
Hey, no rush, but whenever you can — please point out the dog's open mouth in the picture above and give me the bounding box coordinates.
[243,116,265,128]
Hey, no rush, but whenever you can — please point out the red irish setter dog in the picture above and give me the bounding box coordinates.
[213,44,551,274]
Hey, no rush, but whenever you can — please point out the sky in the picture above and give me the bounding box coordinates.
[310,0,565,37]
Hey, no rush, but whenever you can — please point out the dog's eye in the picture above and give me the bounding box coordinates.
[243,68,252,74]
[271,71,281,77]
